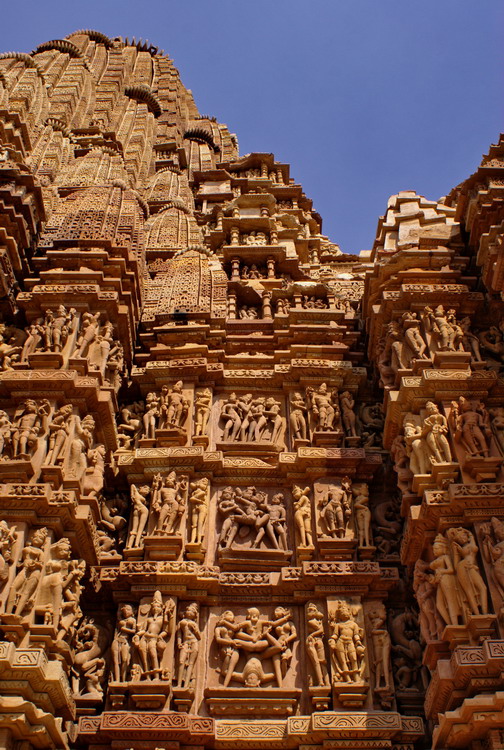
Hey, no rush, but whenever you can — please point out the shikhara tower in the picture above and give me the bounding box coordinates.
[0,28,502,750]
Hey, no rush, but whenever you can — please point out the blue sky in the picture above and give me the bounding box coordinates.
[1,0,502,254]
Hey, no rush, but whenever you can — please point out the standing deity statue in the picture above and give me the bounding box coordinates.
[12,399,50,458]
[423,401,452,464]
[307,383,338,432]
[194,388,212,437]
[292,485,313,547]
[68,414,96,478]
[289,392,308,442]
[401,311,428,360]
[76,312,101,358]
[319,479,352,538]
[340,391,358,438]
[133,591,173,680]
[0,520,17,593]
[447,527,488,616]
[429,533,464,627]
[305,602,330,687]
[221,392,243,442]
[36,537,85,632]
[423,305,457,351]
[159,381,189,430]
[5,527,48,616]
[460,317,483,361]
[402,413,430,475]
[188,477,210,545]
[328,602,366,684]
[43,305,76,353]
[45,404,73,465]
[151,471,187,534]
[176,602,201,688]
[451,397,491,458]
[353,484,372,548]
[367,605,391,691]
[481,517,504,600]
[111,604,137,682]
[142,392,160,439]
[126,484,150,549]
[21,318,44,362]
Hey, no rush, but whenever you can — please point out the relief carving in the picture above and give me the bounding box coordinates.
[213,606,296,687]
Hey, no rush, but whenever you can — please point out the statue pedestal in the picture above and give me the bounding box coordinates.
[0,613,29,644]
[192,434,209,448]
[74,693,104,716]
[218,547,293,571]
[123,545,144,560]
[423,639,450,671]
[28,352,63,369]
[332,680,368,708]
[0,458,35,483]
[464,455,502,482]
[67,356,89,375]
[108,680,171,711]
[297,543,314,561]
[433,351,471,369]
[40,464,64,488]
[144,533,183,561]
[358,544,376,560]
[412,357,433,374]
[204,687,301,716]
[156,428,187,446]
[467,613,497,642]
[312,430,344,447]
[172,686,195,712]
[344,436,362,448]
[411,463,459,495]
[138,438,156,449]
[293,438,310,449]
[185,541,205,562]
[308,685,331,711]
[318,536,356,560]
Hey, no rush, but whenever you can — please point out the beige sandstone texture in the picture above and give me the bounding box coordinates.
[0,28,502,750]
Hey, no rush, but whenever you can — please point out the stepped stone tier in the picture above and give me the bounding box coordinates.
[0,28,503,750]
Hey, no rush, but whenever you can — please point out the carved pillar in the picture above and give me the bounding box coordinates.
[262,291,273,319]
[227,292,237,319]
[267,256,276,278]
[230,257,240,281]
[230,226,239,245]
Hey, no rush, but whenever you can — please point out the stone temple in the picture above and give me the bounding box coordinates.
[0,28,503,750]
